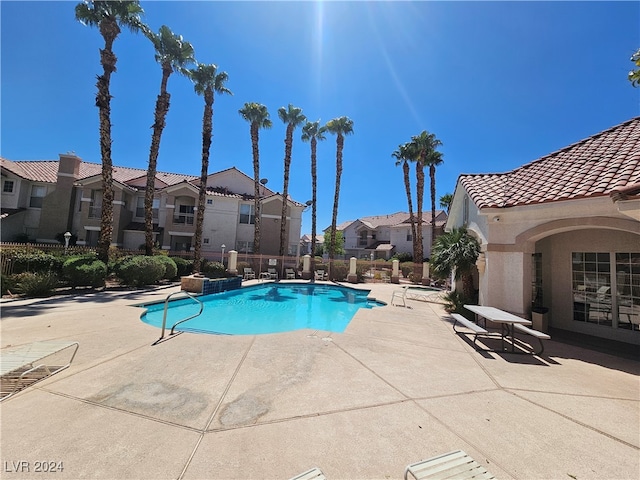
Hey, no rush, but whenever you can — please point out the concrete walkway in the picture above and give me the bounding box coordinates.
[1,282,638,479]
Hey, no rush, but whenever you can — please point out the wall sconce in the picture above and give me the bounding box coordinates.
[476,253,486,273]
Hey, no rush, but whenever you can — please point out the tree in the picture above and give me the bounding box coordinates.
[75,0,146,263]
[301,120,326,278]
[439,193,453,214]
[277,104,306,256]
[392,142,418,261]
[629,48,640,87]
[143,25,195,256]
[430,227,480,300]
[325,116,354,278]
[409,130,443,260]
[239,103,272,254]
[323,230,345,255]
[187,64,231,273]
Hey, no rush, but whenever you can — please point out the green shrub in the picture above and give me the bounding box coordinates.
[9,251,64,275]
[62,256,107,288]
[14,272,59,297]
[114,256,165,287]
[400,262,414,279]
[154,255,178,280]
[1,273,18,295]
[202,260,226,278]
[170,257,193,277]
[393,252,413,263]
[331,261,349,281]
[442,290,476,318]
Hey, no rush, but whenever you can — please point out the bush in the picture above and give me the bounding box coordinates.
[331,261,349,281]
[9,251,65,275]
[14,272,59,297]
[1,273,18,295]
[202,260,226,278]
[400,262,414,279]
[154,255,178,280]
[62,256,107,288]
[170,257,193,277]
[393,252,413,263]
[442,290,476,317]
[114,256,165,287]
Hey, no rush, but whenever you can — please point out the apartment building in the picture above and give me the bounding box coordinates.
[1,154,306,256]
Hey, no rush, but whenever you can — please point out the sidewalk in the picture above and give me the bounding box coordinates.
[1,283,638,479]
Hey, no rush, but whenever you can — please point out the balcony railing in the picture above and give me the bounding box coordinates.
[88,205,101,218]
[173,214,194,225]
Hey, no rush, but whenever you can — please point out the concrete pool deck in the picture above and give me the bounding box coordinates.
[0,281,638,479]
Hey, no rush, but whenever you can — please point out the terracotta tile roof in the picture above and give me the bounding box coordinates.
[0,157,196,186]
[459,117,640,208]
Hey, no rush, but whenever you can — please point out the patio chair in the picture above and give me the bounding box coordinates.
[315,269,326,281]
[405,450,495,480]
[243,268,256,280]
[390,285,409,307]
[285,268,296,279]
[1,341,79,401]
[267,268,279,280]
[289,467,326,480]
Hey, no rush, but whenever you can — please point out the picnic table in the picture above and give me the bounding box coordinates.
[464,305,534,353]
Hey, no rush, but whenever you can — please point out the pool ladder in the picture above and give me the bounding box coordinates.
[153,290,203,345]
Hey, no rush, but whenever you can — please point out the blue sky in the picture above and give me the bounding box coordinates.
[2,1,639,235]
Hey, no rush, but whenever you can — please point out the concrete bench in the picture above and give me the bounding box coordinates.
[513,323,551,354]
[1,341,79,401]
[405,450,495,480]
[451,313,489,350]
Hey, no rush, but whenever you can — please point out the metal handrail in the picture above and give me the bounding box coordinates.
[155,290,204,343]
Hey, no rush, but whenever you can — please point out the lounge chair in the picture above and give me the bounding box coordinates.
[243,268,256,280]
[315,269,326,281]
[289,468,326,480]
[1,341,79,401]
[390,285,409,307]
[405,450,495,480]
[285,268,296,279]
[267,268,278,280]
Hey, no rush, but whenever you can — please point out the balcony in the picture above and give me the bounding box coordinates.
[173,214,194,225]
[88,205,101,218]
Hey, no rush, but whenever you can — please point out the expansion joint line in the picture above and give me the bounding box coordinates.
[176,336,256,480]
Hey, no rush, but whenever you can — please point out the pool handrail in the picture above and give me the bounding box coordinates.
[154,290,204,343]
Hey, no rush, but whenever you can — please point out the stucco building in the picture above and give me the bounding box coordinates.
[1,154,306,256]
[446,117,640,346]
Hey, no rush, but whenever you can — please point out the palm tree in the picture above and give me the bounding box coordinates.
[239,103,272,255]
[277,104,306,256]
[439,193,453,214]
[74,0,145,263]
[409,130,443,261]
[430,227,480,300]
[392,142,417,260]
[325,116,354,278]
[301,120,326,277]
[143,25,195,256]
[187,64,232,273]
[629,48,640,87]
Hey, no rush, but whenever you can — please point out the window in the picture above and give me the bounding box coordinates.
[406,233,412,242]
[206,199,213,205]
[174,204,194,225]
[203,238,210,244]
[29,185,46,208]
[136,197,159,219]
[359,231,368,246]
[463,195,469,226]
[236,240,253,253]
[570,252,639,331]
[616,253,640,331]
[3,180,14,193]
[239,204,255,224]
[88,190,102,218]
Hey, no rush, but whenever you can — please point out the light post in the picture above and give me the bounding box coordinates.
[370,252,374,281]
[221,244,226,265]
[63,231,72,255]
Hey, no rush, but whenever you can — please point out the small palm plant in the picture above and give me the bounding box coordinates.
[430,227,480,310]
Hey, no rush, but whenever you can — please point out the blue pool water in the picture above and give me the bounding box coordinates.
[139,283,382,335]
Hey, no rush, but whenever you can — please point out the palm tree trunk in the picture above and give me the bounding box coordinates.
[430,164,437,254]
[145,67,172,256]
[415,158,425,266]
[95,20,121,264]
[310,137,317,277]
[329,133,344,278]
[193,88,214,274]
[279,124,294,256]
[402,160,417,261]
[251,124,261,254]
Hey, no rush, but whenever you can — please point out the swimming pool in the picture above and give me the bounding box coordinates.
[139,283,382,335]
